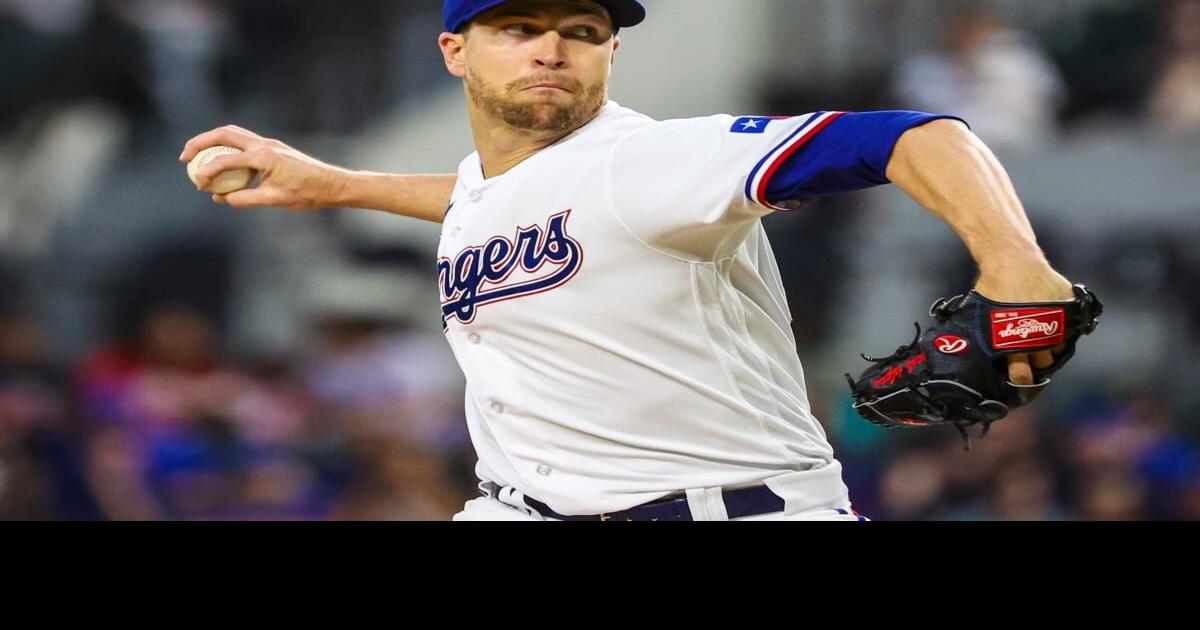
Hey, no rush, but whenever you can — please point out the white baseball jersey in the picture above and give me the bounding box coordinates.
[437,100,959,517]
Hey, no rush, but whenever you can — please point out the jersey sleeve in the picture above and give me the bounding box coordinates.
[607,110,966,260]
[749,110,968,210]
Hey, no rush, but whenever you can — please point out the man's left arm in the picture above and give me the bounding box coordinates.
[884,119,1075,386]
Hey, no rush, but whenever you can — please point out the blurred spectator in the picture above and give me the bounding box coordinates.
[1048,0,1158,126]
[332,435,464,521]
[0,0,91,33]
[892,2,1066,149]
[75,301,338,519]
[1064,389,1200,520]
[69,267,473,520]
[0,0,156,139]
[1076,469,1148,521]
[0,311,97,519]
[877,448,949,520]
[1147,0,1200,135]
[985,456,1073,521]
[303,316,468,452]
[112,0,231,134]
[1178,477,1200,521]
[222,0,417,133]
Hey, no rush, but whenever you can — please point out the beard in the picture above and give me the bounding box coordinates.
[466,70,608,132]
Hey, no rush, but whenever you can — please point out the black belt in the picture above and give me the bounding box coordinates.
[483,482,785,522]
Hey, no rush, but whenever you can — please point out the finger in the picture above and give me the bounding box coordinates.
[1007,354,1034,386]
[194,151,267,187]
[1054,343,1066,354]
[180,125,263,162]
[181,125,261,160]
[219,188,282,209]
[1032,350,1054,370]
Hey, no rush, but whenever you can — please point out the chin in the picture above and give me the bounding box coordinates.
[526,99,572,115]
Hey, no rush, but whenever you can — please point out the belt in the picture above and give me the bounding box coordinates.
[482,482,785,522]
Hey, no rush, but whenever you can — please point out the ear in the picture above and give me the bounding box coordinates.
[609,35,621,75]
[439,32,467,78]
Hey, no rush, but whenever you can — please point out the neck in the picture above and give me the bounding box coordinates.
[467,103,605,179]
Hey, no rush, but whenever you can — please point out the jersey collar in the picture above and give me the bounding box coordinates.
[461,100,625,188]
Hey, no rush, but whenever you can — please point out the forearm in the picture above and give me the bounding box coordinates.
[337,172,457,224]
[886,121,1043,271]
[885,120,1069,301]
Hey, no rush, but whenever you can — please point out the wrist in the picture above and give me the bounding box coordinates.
[976,250,1050,279]
[974,258,1073,303]
[327,167,361,208]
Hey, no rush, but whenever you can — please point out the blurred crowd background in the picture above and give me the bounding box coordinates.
[1,0,1197,520]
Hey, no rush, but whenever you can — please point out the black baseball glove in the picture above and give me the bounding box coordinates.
[846,284,1103,450]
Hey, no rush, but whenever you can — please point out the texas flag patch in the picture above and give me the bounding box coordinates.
[731,116,789,134]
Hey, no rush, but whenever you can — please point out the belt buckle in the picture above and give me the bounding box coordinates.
[600,513,612,522]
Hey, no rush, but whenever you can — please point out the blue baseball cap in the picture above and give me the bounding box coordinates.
[444,0,646,34]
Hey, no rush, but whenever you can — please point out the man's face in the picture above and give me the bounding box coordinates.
[441,0,620,132]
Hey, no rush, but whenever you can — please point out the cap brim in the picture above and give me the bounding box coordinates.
[594,0,646,29]
[452,0,646,33]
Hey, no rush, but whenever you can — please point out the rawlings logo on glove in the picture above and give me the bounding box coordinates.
[845,284,1103,451]
[935,336,969,355]
[992,310,1064,348]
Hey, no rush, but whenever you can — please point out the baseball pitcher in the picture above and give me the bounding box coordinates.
[180,0,1100,521]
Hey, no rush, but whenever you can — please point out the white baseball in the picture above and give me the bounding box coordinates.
[187,145,257,195]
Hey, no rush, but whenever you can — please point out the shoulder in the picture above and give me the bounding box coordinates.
[616,111,735,140]
[596,101,750,140]
[606,112,749,163]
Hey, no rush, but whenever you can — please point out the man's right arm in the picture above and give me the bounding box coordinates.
[334,171,457,224]
[180,125,456,225]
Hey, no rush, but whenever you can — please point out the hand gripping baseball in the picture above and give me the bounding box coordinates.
[845,284,1103,450]
[180,125,350,211]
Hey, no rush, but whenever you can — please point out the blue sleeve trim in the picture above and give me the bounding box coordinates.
[764,111,967,205]
[744,112,825,209]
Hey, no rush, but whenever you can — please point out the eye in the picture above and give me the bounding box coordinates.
[504,23,537,35]
[565,25,597,38]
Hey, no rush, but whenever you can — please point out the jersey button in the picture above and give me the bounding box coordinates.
[490,402,504,414]
[536,465,552,477]
[467,333,481,345]
[468,190,483,203]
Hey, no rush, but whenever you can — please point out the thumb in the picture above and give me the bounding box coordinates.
[214,187,279,208]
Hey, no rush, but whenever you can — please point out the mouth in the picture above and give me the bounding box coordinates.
[523,82,572,93]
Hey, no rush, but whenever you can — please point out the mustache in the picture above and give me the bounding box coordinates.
[506,75,583,92]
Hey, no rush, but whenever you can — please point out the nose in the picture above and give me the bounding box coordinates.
[532,31,568,69]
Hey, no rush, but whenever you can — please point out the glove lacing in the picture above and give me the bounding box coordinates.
[853,319,995,452]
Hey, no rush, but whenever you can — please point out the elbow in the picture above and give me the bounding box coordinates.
[888,118,990,180]
[902,118,976,149]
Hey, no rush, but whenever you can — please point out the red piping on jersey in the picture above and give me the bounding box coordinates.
[754,111,847,208]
